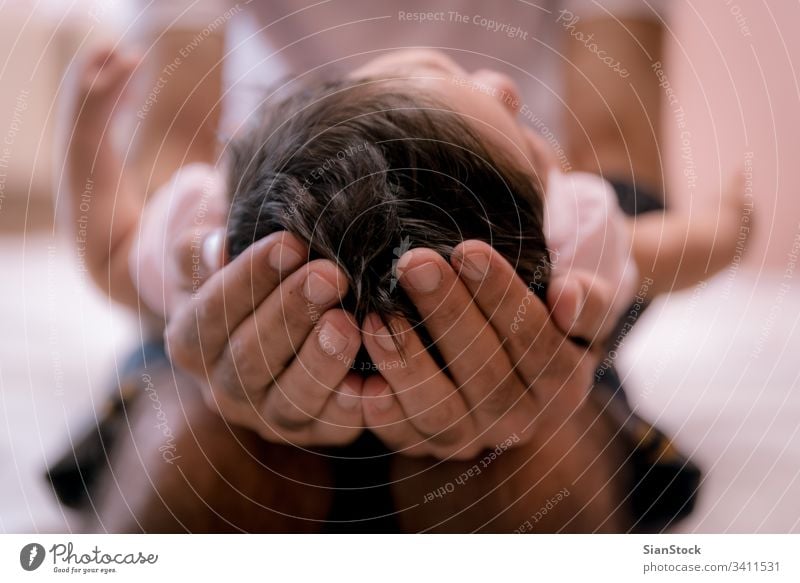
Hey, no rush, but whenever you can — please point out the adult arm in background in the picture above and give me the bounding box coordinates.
[563,11,747,296]
[124,15,226,317]
[563,13,666,196]
[58,15,225,316]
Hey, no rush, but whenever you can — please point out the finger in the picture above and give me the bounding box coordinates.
[547,271,614,343]
[201,228,226,273]
[160,169,228,298]
[396,248,531,419]
[128,165,229,317]
[305,373,365,446]
[262,310,361,427]
[208,259,349,399]
[361,314,475,450]
[165,231,307,368]
[169,227,226,296]
[361,375,430,457]
[452,240,591,408]
[260,373,366,446]
[203,373,364,447]
[203,374,365,447]
[171,227,226,287]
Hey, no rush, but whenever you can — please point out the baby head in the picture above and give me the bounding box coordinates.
[226,50,551,365]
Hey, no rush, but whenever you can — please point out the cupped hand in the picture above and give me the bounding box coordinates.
[164,230,365,446]
[359,241,611,460]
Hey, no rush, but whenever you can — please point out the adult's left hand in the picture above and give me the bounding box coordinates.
[360,240,612,460]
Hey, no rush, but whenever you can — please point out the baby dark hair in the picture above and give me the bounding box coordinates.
[226,77,550,368]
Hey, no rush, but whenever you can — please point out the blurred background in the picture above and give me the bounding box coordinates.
[0,0,798,532]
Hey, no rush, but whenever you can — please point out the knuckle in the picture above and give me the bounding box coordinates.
[194,290,223,326]
[416,412,464,446]
[511,318,547,351]
[428,291,467,325]
[414,402,454,433]
[489,411,532,445]
[164,321,197,371]
[460,354,506,391]
[514,429,534,447]
[228,335,269,386]
[444,443,482,462]
[479,378,520,415]
[268,394,315,429]
[216,402,249,426]
[313,343,358,376]
[292,374,335,411]
[282,292,316,331]
[204,388,259,427]
[211,347,246,397]
[255,424,285,444]
[199,384,218,409]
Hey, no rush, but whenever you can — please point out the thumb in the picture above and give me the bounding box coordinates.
[201,228,226,273]
[547,272,614,344]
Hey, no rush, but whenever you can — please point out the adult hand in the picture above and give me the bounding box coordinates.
[360,240,612,460]
[132,177,365,445]
[163,229,365,446]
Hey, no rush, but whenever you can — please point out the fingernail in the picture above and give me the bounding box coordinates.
[374,386,395,412]
[458,253,490,281]
[336,384,360,411]
[303,272,339,305]
[401,261,442,293]
[268,242,304,273]
[318,321,350,355]
[375,326,401,352]
[202,230,223,272]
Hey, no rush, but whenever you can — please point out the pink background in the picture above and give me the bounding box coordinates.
[665,0,800,272]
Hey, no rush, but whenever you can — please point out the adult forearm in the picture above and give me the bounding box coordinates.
[130,22,224,193]
[629,205,743,296]
[564,17,665,196]
[391,400,632,533]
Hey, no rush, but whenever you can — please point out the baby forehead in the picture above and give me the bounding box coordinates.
[349,49,462,78]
